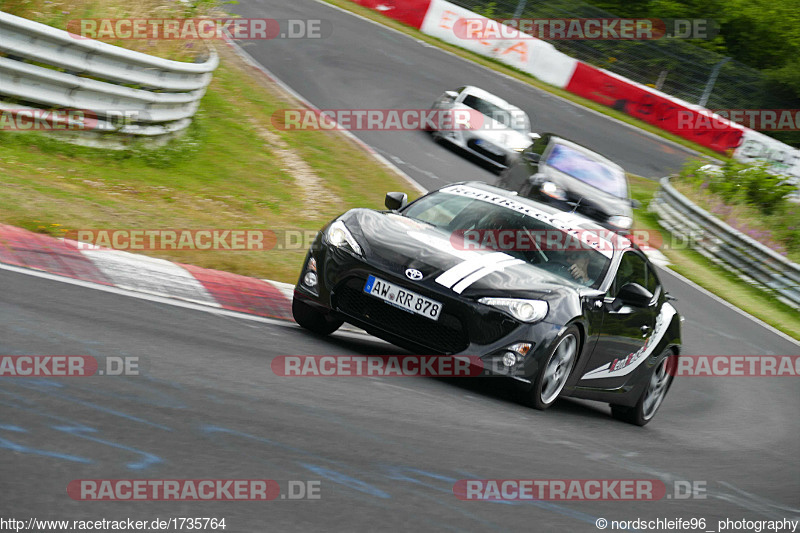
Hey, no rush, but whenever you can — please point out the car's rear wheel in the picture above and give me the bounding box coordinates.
[292,297,343,336]
[611,351,675,426]
[525,325,580,410]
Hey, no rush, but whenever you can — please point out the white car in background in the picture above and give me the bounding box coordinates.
[428,86,538,170]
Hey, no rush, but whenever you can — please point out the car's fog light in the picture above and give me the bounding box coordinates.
[502,351,517,368]
[303,271,318,288]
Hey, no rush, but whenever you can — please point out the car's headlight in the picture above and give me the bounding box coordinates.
[326,220,362,255]
[478,297,548,323]
[541,181,567,201]
[607,215,633,230]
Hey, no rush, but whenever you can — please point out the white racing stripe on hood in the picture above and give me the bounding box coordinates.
[435,252,515,289]
[440,185,615,258]
[451,258,525,294]
[580,302,677,381]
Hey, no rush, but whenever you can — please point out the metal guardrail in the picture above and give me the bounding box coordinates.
[651,176,800,309]
[0,11,218,146]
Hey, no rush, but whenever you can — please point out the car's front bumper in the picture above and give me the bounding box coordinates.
[436,131,523,169]
[294,244,565,380]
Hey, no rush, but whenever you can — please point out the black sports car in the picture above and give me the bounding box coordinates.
[497,133,639,232]
[292,182,681,425]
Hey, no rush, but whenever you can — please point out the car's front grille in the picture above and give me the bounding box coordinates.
[470,316,519,345]
[334,278,469,354]
[467,139,507,166]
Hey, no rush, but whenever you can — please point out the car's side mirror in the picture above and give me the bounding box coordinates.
[617,282,653,307]
[528,132,541,141]
[443,90,458,101]
[524,152,541,163]
[385,192,408,211]
[630,199,641,209]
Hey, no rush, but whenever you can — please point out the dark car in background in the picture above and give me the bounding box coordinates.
[498,133,638,232]
[292,182,681,425]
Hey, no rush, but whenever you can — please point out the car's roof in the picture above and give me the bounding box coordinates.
[544,135,625,173]
[437,181,634,253]
[460,86,514,109]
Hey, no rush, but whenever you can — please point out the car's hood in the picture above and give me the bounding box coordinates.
[471,127,532,151]
[341,209,581,297]
[540,165,632,217]
[451,105,532,150]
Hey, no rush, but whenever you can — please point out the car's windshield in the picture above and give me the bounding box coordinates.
[461,94,530,134]
[545,143,628,198]
[402,187,612,287]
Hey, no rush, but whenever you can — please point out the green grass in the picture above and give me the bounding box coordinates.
[2,0,795,340]
[322,0,729,163]
[0,46,415,282]
[627,175,800,341]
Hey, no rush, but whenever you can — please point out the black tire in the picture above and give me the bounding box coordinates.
[523,325,581,410]
[611,351,675,426]
[292,297,343,336]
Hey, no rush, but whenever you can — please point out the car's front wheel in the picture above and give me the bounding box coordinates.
[524,325,580,410]
[292,297,343,336]
[611,351,675,426]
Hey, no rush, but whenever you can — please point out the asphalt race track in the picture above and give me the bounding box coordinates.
[1,0,799,531]
[1,262,798,530]
[231,0,698,188]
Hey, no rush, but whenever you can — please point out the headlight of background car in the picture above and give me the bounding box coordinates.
[541,181,567,201]
[326,220,362,255]
[607,215,633,230]
[478,297,548,323]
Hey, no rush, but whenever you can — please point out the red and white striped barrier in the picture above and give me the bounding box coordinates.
[351,0,800,174]
[0,224,293,320]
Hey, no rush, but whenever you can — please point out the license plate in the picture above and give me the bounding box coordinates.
[363,275,442,321]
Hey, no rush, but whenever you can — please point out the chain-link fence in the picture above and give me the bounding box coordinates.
[450,0,796,115]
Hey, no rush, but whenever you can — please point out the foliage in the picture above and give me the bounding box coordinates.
[677,159,799,257]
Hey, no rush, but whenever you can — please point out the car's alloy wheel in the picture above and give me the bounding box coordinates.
[528,325,580,410]
[292,297,343,336]
[611,351,675,426]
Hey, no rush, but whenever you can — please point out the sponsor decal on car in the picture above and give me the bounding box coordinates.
[440,185,616,257]
[580,303,676,380]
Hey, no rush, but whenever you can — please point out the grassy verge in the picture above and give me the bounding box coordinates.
[0,43,415,282]
[628,175,800,341]
[322,0,729,162]
[2,1,796,340]
[321,1,800,340]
